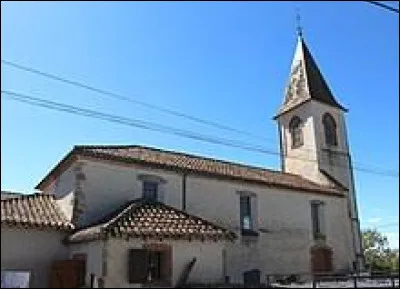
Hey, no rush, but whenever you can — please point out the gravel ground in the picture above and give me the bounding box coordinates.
[186,278,399,288]
[271,278,399,288]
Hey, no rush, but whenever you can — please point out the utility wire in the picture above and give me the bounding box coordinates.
[2,90,398,178]
[364,1,399,14]
[1,59,394,172]
[1,59,273,144]
[0,58,339,161]
[0,90,294,157]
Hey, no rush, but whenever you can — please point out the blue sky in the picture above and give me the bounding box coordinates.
[1,1,398,247]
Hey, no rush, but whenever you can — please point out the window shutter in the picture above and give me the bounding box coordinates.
[143,181,158,201]
[311,203,319,238]
[250,196,258,231]
[128,249,148,283]
[161,246,173,284]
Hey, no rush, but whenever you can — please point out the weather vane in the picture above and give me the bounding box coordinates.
[296,8,303,37]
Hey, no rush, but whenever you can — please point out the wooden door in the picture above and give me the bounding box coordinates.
[49,260,85,288]
[311,246,333,273]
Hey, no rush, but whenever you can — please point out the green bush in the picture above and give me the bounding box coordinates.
[362,229,399,273]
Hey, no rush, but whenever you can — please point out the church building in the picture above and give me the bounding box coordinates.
[1,32,363,288]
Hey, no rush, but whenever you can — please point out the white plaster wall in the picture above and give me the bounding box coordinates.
[75,160,183,226]
[44,164,77,198]
[105,239,224,288]
[277,101,332,186]
[307,101,360,266]
[185,175,354,282]
[311,101,351,188]
[312,101,362,266]
[41,164,79,224]
[172,241,224,285]
[46,149,356,283]
[1,228,68,288]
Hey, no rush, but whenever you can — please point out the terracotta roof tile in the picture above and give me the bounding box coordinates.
[72,145,344,195]
[68,199,236,243]
[1,193,74,231]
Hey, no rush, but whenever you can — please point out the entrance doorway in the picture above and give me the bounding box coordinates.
[310,246,333,273]
[49,260,85,288]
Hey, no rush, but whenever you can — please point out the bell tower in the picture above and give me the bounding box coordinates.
[274,33,364,271]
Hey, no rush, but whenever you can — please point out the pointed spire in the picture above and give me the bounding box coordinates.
[274,33,347,119]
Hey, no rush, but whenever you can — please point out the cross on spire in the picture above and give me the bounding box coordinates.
[296,8,303,37]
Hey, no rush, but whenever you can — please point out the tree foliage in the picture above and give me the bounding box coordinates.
[362,228,399,272]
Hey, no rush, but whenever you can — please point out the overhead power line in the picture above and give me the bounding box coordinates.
[0,90,296,156]
[1,59,394,171]
[1,59,272,144]
[3,58,331,158]
[2,90,398,178]
[364,1,399,14]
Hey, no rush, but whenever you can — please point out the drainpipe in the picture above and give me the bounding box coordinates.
[99,230,108,288]
[278,122,285,172]
[348,154,364,272]
[222,248,228,283]
[338,112,363,272]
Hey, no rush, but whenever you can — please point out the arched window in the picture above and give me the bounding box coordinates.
[323,113,338,146]
[289,116,303,148]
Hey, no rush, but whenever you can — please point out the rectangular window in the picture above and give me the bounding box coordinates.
[143,181,158,201]
[311,201,325,240]
[240,195,252,230]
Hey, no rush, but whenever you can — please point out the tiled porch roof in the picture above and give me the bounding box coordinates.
[68,199,236,243]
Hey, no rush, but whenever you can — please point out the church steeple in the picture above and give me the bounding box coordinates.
[274,33,364,272]
[274,35,347,119]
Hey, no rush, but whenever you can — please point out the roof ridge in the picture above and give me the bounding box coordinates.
[75,144,139,150]
[1,192,51,202]
[76,144,286,175]
[102,200,141,229]
[1,190,24,195]
[37,144,344,195]
[78,144,339,189]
